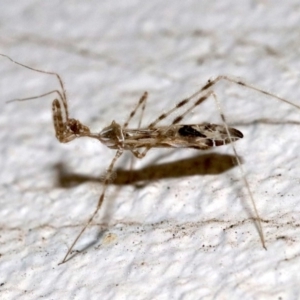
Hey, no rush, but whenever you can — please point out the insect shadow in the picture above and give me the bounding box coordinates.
[55,152,241,188]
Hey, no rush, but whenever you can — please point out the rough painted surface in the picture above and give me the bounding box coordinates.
[1,1,300,299]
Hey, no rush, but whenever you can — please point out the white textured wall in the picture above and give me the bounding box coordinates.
[1,1,300,299]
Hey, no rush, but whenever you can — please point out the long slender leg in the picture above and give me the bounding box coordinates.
[60,149,124,264]
[211,92,266,249]
[168,90,214,127]
[136,93,147,129]
[148,94,194,129]
[148,75,300,129]
[123,92,148,129]
[145,76,300,249]
[200,75,300,110]
[146,84,267,248]
[164,87,266,247]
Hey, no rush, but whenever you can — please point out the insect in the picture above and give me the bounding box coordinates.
[2,54,300,264]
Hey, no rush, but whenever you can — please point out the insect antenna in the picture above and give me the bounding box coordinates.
[0,53,69,118]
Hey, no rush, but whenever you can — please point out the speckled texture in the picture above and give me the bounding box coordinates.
[1,1,300,299]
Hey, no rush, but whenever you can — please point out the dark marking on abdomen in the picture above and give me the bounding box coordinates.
[178,125,207,138]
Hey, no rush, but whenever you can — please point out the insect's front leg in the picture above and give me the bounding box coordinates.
[52,99,91,143]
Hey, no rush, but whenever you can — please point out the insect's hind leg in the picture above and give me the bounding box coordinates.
[210,91,266,250]
[192,75,300,248]
[146,82,266,249]
[201,75,300,110]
